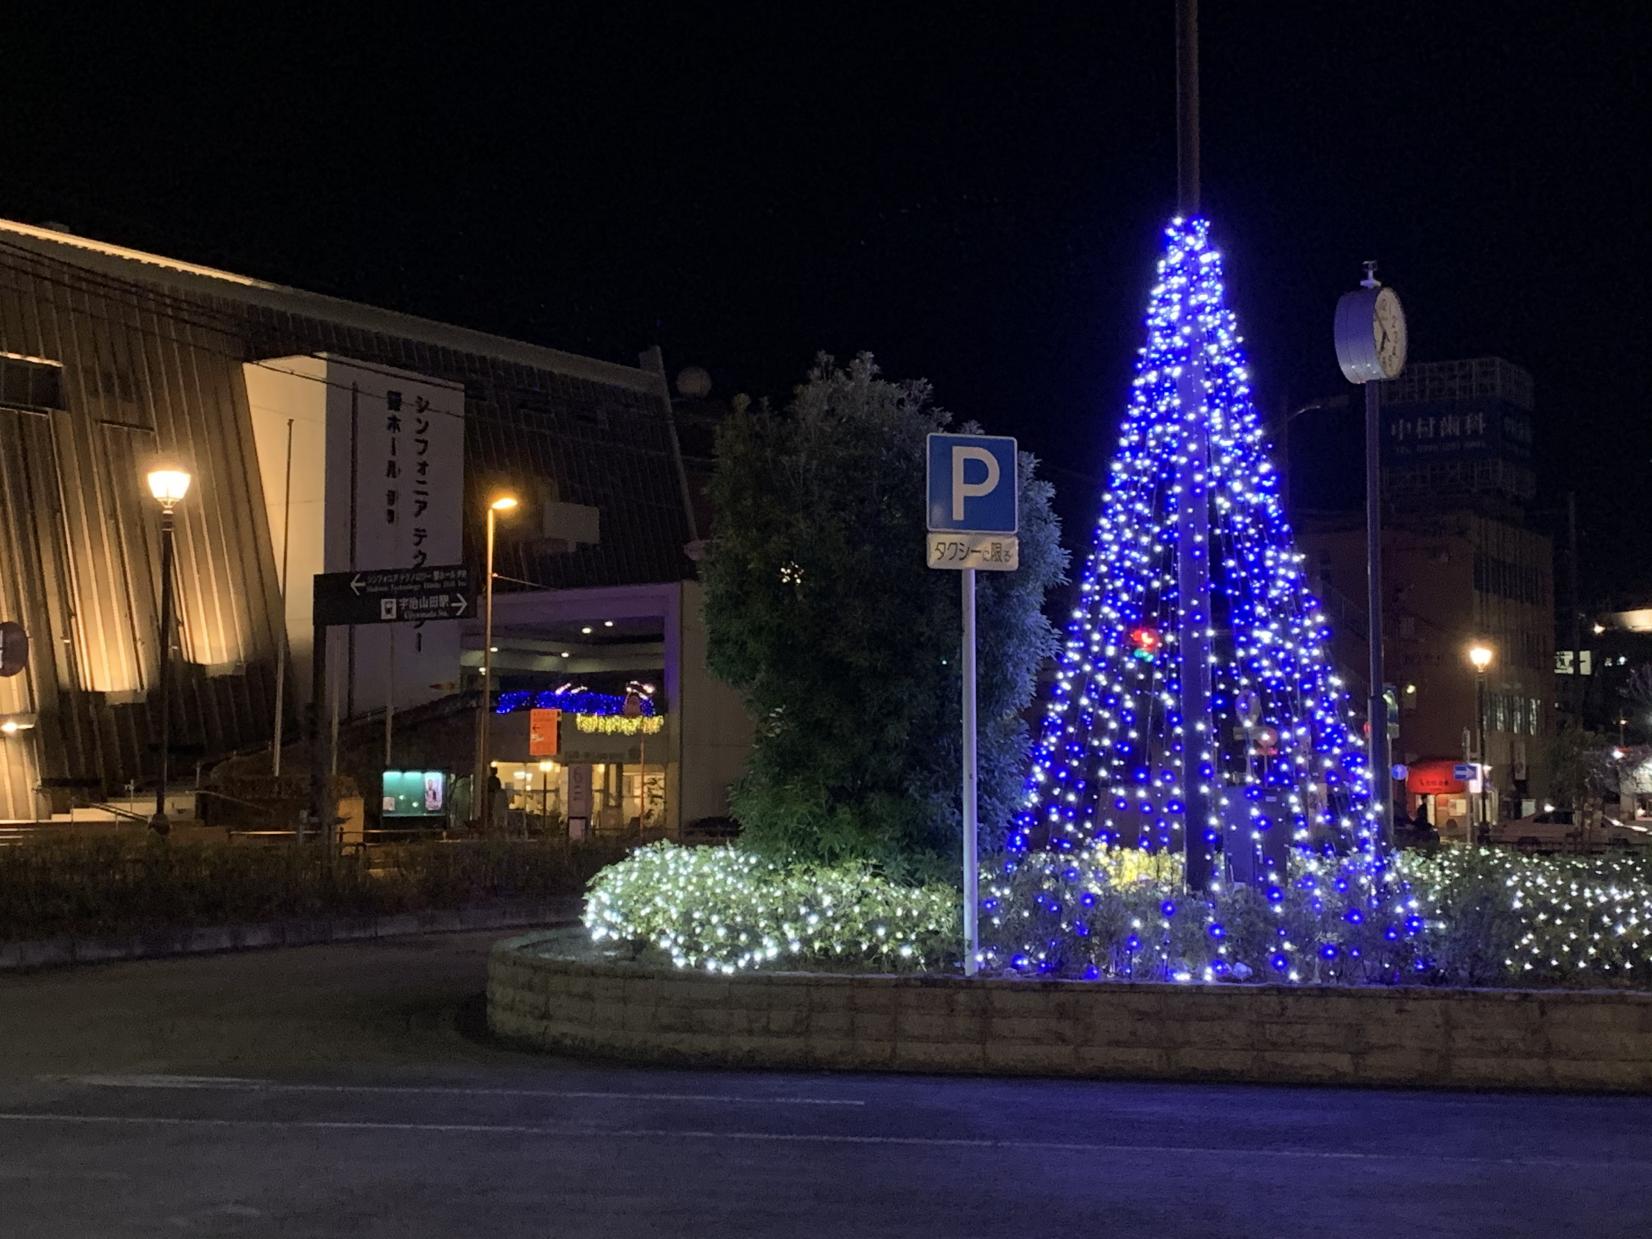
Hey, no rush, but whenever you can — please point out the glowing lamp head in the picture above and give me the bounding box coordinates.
[1467,643,1494,672]
[538,760,554,773]
[145,465,193,511]
[0,720,18,735]
[488,494,519,513]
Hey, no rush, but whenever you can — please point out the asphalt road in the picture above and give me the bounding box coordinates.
[1,934,1649,1238]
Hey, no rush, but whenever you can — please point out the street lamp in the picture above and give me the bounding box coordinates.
[1467,641,1494,842]
[474,493,518,829]
[144,462,193,836]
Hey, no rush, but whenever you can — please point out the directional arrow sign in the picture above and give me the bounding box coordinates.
[313,564,472,627]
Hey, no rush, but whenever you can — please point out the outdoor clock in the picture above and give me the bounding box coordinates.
[1334,275,1408,384]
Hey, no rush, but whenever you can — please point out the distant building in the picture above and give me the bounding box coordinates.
[1292,358,1554,827]
[0,220,748,829]
[1377,356,1536,508]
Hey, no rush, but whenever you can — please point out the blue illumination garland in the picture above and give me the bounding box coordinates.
[986,218,1421,983]
[494,689,656,717]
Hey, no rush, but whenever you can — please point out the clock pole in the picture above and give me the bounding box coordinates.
[1360,262,1393,852]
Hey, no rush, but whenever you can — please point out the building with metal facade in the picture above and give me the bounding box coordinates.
[0,220,697,822]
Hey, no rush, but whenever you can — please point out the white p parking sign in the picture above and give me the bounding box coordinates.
[923,431,1020,981]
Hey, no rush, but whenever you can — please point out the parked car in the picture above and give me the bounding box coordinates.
[1490,808,1582,851]
[1491,808,1652,850]
[1599,817,1652,848]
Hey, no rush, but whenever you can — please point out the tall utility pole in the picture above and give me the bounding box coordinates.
[1175,0,1215,890]
[1567,492,1583,715]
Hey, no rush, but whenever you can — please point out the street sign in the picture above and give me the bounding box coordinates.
[925,433,1020,981]
[1453,762,1477,782]
[312,564,471,627]
[926,433,1018,533]
[926,532,1019,572]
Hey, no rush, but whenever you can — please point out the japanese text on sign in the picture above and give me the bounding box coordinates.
[926,533,1020,572]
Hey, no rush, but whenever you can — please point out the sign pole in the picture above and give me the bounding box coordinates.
[961,566,979,977]
[925,431,1017,979]
[308,625,330,844]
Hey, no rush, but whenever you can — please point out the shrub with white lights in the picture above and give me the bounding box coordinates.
[585,842,958,973]
[1400,848,1652,987]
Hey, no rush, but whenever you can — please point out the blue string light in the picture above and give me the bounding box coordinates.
[494,689,656,717]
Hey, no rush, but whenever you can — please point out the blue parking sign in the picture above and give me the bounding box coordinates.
[926,433,1018,533]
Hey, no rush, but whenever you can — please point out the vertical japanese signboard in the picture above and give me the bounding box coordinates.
[323,360,466,715]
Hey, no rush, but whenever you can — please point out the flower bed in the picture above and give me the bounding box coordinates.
[585,842,1652,989]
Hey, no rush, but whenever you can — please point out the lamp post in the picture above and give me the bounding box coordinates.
[1468,641,1494,841]
[474,493,517,829]
[145,463,192,836]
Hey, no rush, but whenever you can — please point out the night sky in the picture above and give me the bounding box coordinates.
[5,5,1647,596]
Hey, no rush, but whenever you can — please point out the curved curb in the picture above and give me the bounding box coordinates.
[0,900,581,973]
[489,932,1652,1092]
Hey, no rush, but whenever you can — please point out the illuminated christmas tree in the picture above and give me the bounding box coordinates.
[986,217,1422,982]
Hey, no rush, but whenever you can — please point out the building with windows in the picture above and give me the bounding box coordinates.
[0,219,748,829]
[1292,358,1554,829]
[1376,356,1536,507]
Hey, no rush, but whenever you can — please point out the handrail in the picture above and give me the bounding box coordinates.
[81,802,149,824]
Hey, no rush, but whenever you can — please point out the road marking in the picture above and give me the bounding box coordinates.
[1,1111,1645,1170]
[57,1074,865,1108]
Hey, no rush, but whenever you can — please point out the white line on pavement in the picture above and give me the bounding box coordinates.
[55,1074,865,1108]
[1,1111,1644,1170]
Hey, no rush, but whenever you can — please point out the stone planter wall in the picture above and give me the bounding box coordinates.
[489,931,1652,1091]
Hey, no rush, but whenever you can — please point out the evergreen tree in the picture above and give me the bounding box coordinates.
[703,353,1066,878]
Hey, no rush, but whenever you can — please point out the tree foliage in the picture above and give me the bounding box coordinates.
[702,353,1066,878]
[1545,718,1611,813]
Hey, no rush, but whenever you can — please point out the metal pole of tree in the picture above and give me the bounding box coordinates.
[960,567,979,977]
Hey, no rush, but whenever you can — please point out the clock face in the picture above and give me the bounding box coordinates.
[1373,287,1407,378]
